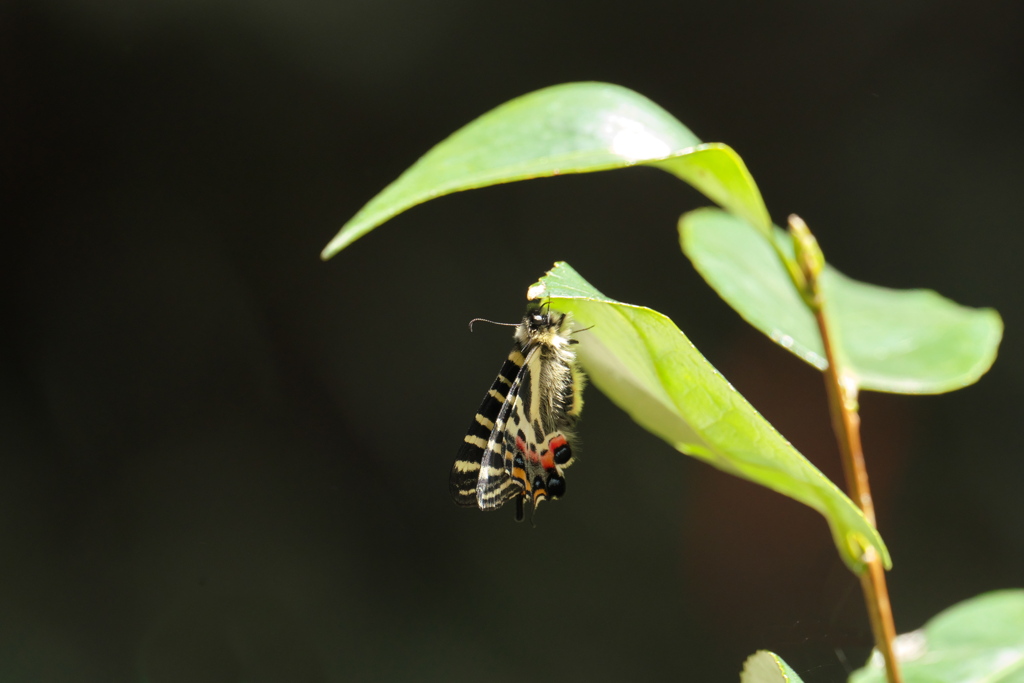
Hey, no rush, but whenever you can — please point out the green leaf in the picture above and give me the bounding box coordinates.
[532,262,889,575]
[680,208,1003,394]
[651,145,770,236]
[850,590,1024,683]
[740,651,805,683]
[322,82,770,259]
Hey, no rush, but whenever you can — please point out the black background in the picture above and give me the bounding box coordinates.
[3,1,1023,681]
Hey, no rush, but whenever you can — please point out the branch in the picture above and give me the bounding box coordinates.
[790,215,903,683]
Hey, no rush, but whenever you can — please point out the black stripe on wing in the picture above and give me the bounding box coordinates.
[475,351,535,511]
[449,351,525,507]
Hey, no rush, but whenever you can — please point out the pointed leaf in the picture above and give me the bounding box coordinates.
[323,82,770,259]
[851,590,1024,683]
[680,208,1003,394]
[741,651,805,683]
[532,262,889,574]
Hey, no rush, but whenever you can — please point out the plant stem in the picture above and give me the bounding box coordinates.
[814,306,903,683]
[785,214,902,681]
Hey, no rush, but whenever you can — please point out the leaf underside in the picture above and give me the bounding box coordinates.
[534,262,889,575]
[850,590,1024,683]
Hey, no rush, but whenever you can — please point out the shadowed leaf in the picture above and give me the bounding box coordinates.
[532,262,889,574]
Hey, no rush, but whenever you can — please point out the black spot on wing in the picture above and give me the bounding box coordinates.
[545,474,566,498]
[553,441,572,465]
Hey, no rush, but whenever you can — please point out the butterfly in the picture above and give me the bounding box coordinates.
[449,302,586,521]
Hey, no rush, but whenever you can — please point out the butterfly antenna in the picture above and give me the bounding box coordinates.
[468,318,519,332]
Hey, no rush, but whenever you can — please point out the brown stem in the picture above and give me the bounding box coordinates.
[815,306,902,683]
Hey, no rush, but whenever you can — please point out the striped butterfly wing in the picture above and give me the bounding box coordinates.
[476,357,533,511]
[449,346,529,510]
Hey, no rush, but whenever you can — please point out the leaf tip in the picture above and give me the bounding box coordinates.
[741,650,803,683]
[320,237,345,261]
[847,531,892,573]
[321,224,364,261]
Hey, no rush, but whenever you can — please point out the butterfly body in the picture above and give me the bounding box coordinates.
[450,304,585,521]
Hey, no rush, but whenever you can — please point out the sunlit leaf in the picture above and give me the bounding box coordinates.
[680,208,1003,394]
[850,590,1024,683]
[532,262,889,574]
[740,651,805,683]
[322,82,769,259]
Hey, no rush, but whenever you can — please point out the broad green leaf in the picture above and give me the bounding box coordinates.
[322,82,770,259]
[741,651,805,683]
[532,262,889,574]
[680,208,1003,394]
[850,590,1024,683]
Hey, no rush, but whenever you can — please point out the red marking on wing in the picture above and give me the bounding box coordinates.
[517,434,544,465]
[541,434,567,470]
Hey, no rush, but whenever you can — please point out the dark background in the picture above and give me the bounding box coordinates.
[3,1,1022,681]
